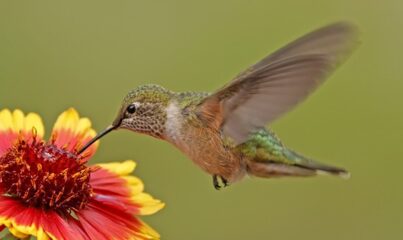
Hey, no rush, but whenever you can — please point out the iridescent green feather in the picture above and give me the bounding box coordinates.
[238,129,348,176]
[237,129,293,164]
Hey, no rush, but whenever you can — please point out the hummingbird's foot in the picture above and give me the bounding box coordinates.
[213,175,229,190]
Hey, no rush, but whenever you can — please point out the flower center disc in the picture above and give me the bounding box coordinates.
[0,138,93,214]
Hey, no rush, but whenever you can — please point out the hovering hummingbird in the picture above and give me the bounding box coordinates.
[79,22,358,189]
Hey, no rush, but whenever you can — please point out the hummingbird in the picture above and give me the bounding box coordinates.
[79,22,359,189]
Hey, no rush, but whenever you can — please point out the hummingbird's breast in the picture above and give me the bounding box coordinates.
[164,100,246,183]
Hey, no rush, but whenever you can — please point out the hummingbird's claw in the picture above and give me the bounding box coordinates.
[222,177,228,187]
[213,175,229,190]
[213,175,220,190]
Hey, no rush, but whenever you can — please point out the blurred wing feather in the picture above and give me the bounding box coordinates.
[198,22,359,144]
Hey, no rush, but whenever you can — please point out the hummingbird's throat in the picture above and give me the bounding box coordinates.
[164,101,183,143]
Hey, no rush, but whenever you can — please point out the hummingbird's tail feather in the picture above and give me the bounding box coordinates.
[247,161,318,178]
[246,149,350,179]
[246,160,350,179]
[284,149,350,178]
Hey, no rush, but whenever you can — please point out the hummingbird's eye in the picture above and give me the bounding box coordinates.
[126,104,137,114]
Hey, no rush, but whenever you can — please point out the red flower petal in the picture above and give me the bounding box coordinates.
[51,109,98,160]
[77,200,153,240]
[0,196,79,240]
[91,167,141,214]
[0,130,18,156]
[93,162,164,216]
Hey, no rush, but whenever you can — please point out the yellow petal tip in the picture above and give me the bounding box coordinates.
[98,160,137,176]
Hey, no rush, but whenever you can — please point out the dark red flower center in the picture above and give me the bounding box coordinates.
[0,137,93,214]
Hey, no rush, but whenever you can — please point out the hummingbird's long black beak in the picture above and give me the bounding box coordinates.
[77,124,117,155]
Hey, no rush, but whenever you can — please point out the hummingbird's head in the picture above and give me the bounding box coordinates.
[77,84,173,155]
[113,84,172,138]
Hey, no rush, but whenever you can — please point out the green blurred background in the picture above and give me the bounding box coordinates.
[0,1,402,239]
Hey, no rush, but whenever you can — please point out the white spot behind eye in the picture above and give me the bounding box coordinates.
[129,102,140,110]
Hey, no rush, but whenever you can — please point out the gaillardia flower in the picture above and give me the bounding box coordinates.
[0,108,164,240]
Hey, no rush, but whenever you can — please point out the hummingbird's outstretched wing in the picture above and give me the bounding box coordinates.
[198,22,359,144]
